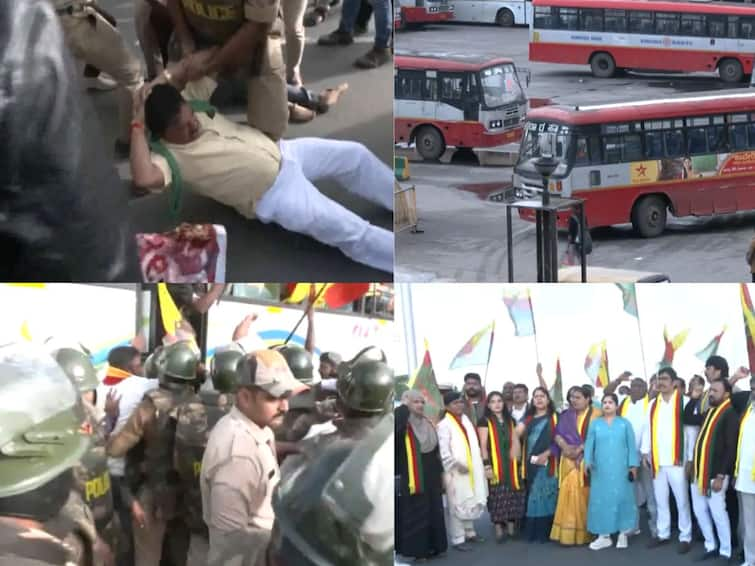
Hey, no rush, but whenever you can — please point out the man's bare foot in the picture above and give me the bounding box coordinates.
[315,83,349,114]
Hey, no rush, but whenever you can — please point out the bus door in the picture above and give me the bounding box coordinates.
[423,70,440,119]
[437,71,477,122]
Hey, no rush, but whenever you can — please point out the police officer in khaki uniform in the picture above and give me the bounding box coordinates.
[200,349,307,566]
[175,348,241,566]
[106,340,202,566]
[50,348,118,566]
[166,0,289,140]
[0,343,91,566]
[52,0,144,155]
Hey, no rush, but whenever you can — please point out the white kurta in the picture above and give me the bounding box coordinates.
[437,413,487,521]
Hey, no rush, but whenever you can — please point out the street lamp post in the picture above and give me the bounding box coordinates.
[531,155,560,281]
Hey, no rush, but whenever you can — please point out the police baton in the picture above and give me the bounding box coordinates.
[283,285,327,345]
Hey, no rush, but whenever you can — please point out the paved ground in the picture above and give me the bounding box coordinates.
[90,0,392,280]
[396,510,739,566]
[394,25,755,282]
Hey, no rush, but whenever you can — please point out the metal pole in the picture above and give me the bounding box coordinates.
[579,202,587,283]
[542,211,551,282]
[507,205,514,282]
[535,210,543,282]
[542,174,551,207]
[550,211,559,282]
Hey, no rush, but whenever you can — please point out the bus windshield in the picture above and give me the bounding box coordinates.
[480,64,523,108]
[519,122,572,162]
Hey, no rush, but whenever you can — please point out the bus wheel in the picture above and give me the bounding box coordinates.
[590,52,616,78]
[631,195,667,238]
[415,126,445,161]
[495,8,514,27]
[719,58,744,83]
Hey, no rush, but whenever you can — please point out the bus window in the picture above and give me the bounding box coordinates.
[399,72,424,100]
[687,127,708,155]
[707,125,727,152]
[707,14,727,38]
[439,75,463,101]
[664,130,684,157]
[629,11,654,34]
[603,135,623,164]
[680,13,706,37]
[644,131,664,158]
[727,16,739,39]
[655,12,679,35]
[557,7,579,30]
[747,123,755,148]
[604,9,626,32]
[730,123,748,151]
[624,134,643,161]
[579,8,603,32]
[588,136,602,164]
[424,77,438,100]
[575,137,589,165]
[740,17,755,39]
[535,6,554,28]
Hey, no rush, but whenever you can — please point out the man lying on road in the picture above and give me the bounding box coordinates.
[128,57,393,272]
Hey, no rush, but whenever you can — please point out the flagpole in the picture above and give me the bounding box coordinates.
[529,288,541,363]
[635,287,649,380]
[283,285,327,345]
[483,321,496,389]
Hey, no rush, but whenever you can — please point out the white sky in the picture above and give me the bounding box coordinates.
[396,284,752,393]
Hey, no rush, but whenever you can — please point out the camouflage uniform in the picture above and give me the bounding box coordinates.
[50,350,117,566]
[174,390,234,566]
[106,341,201,566]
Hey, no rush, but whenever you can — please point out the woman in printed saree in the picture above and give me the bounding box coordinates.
[550,385,601,545]
[477,391,525,543]
[584,393,639,550]
[515,387,559,543]
[395,391,448,560]
[437,390,488,552]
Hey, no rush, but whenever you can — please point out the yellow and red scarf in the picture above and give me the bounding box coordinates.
[521,412,558,480]
[448,413,475,489]
[102,366,131,386]
[572,407,594,486]
[649,389,684,477]
[694,398,734,495]
[487,416,521,490]
[620,395,649,417]
[405,423,425,495]
[735,407,755,482]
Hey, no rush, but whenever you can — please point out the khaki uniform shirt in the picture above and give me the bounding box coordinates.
[150,79,281,220]
[200,407,278,565]
[179,0,280,45]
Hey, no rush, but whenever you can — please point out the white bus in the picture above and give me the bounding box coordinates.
[452,0,532,26]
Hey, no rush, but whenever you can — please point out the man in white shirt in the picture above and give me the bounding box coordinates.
[641,367,692,554]
[736,376,755,566]
[619,377,657,538]
[510,384,529,423]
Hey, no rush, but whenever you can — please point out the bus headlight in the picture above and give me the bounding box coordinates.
[489,120,503,129]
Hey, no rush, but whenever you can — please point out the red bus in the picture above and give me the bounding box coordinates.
[529,0,755,82]
[394,54,528,160]
[395,0,454,30]
[512,90,755,236]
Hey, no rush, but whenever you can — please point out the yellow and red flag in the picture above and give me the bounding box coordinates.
[283,283,370,309]
[658,325,689,369]
[740,283,755,372]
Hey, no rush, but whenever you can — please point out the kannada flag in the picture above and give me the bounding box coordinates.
[449,322,495,370]
[157,283,183,337]
[585,341,609,388]
[740,284,755,372]
[410,343,444,423]
[616,283,638,318]
[503,288,536,336]
[658,325,690,369]
[283,283,371,309]
[695,326,727,362]
[551,357,564,409]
